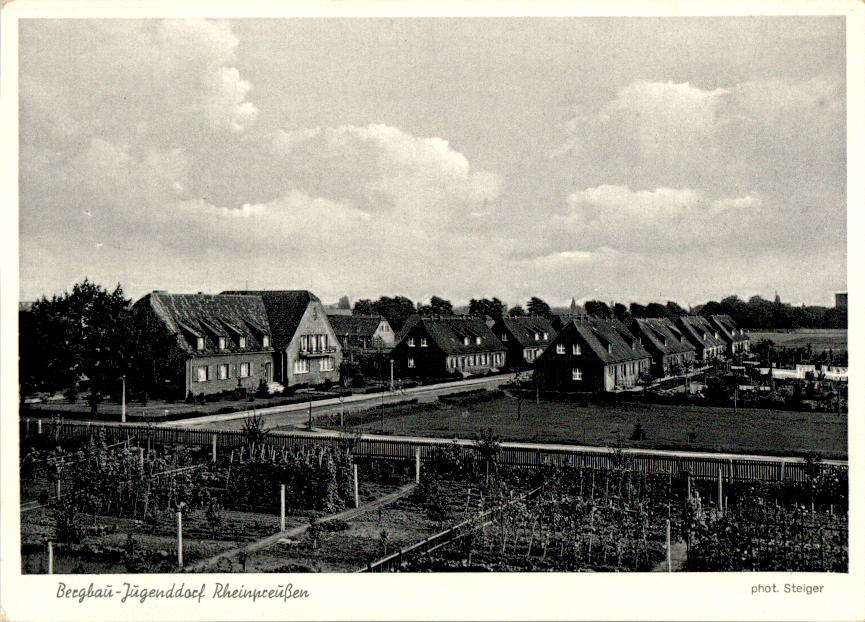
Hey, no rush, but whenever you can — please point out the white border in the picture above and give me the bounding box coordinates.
[1,2,863,621]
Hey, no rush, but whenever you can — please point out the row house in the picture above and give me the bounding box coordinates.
[491,316,557,368]
[708,314,751,355]
[327,314,396,353]
[392,316,506,379]
[534,317,652,392]
[132,291,275,397]
[630,318,696,377]
[222,290,343,387]
[675,316,727,362]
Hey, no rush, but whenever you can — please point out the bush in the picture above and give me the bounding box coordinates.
[186,391,195,404]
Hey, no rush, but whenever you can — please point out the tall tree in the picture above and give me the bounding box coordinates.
[629,302,647,318]
[430,296,454,315]
[526,297,552,317]
[665,301,688,318]
[584,300,613,318]
[612,303,630,322]
[644,302,667,318]
[22,279,131,413]
[336,295,351,310]
[507,305,527,317]
[468,297,506,320]
[372,296,416,332]
[353,299,375,315]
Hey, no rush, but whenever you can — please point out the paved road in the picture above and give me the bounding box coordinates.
[171,373,516,431]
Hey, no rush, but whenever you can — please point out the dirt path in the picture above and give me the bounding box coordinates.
[182,483,417,573]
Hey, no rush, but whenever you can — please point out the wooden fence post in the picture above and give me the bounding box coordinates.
[211,435,217,463]
[717,468,723,517]
[415,448,421,484]
[47,541,54,575]
[280,484,286,532]
[176,511,183,568]
[37,419,43,434]
[353,463,360,508]
[665,519,671,572]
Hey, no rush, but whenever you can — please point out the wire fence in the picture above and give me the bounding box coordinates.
[20,418,844,484]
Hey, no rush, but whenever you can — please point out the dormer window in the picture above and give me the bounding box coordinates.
[239,335,247,348]
[542,332,549,340]
[556,343,565,354]
[572,344,581,355]
[262,335,270,348]
[475,336,481,345]
[420,338,428,347]
[535,332,541,341]
[501,333,508,342]
[607,343,612,353]
[218,336,227,350]
[196,337,205,351]
[408,337,416,347]
[463,336,470,346]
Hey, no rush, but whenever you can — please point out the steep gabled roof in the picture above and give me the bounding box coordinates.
[634,318,696,355]
[138,292,272,354]
[709,314,750,343]
[552,317,651,364]
[328,314,387,338]
[221,290,318,349]
[676,315,726,349]
[496,316,557,347]
[403,316,505,355]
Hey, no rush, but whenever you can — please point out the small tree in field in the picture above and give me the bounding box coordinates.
[242,411,267,447]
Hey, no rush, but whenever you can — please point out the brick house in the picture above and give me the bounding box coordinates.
[675,316,727,362]
[630,318,697,377]
[222,290,342,388]
[392,316,506,380]
[708,314,751,355]
[534,317,651,392]
[132,291,275,398]
[491,316,557,368]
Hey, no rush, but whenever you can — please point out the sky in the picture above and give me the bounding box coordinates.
[18,17,846,308]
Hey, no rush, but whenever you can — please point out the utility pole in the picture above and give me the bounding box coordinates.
[308,397,313,431]
[176,511,183,568]
[390,359,394,391]
[121,375,126,423]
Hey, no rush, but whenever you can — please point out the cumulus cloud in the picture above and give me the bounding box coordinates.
[541,185,765,254]
[271,123,500,225]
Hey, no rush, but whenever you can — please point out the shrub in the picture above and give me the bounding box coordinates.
[186,391,195,404]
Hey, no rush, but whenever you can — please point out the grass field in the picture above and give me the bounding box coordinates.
[748,329,847,351]
[347,397,847,459]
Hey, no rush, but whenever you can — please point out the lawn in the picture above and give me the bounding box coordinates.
[347,397,847,459]
[748,329,847,351]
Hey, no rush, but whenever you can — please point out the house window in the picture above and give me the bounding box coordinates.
[218,336,226,350]
[196,337,205,351]
[420,338,428,347]
[293,359,309,374]
[407,357,415,369]
[501,333,508,341]
[321,357,334,372]
[239,362,250,378]
[262,335,270,348]
[463,336,470,346]
[572,368,583,380]
[475,336,482,345]
[239,335,247,348]
[572,344,581,355]
[408,337,416,347]
[556,343,565,354]
[535,332,541,341]
[195,366,209,382]
[607,344,612,353]
[217,364,229,380]
[543,332,549,340]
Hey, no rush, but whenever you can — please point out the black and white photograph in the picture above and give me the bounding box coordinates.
[1,2,863,621]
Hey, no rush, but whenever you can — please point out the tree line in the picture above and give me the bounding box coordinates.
[352,293,846,331]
